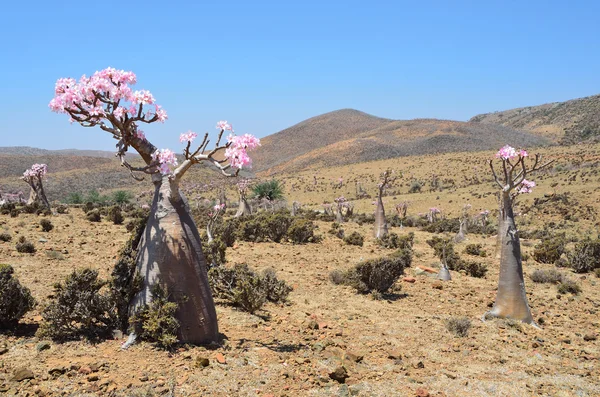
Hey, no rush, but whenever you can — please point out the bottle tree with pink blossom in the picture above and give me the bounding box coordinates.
[234,179,252,217]
[22,164,51,211]
[49,68,260,344]
[486,145,553,324]
[374,169,396,239]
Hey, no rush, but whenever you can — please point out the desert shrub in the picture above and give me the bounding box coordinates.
[421,218,460,233]
[209,264,291,314]
[402,215,429,228]
[65,192,84,204]
[129,284,180,349]
[125,219,138,232]
[38,268,116,341]
[352,213,375,225]
[464,243,486,257]
[21,202,40,214]
[108,206,124,225]
[338,249,412,294]
[533,235,567,264]
[343,231,364,246]
[56,204,68,214]
[203,238,227,267]
[408,181,422,193]
[112,190,133,205]
[329,269,346,285]
[263,212,294,243]
[568,237,600,273]
[377,232,414,250]
[110,215,147,331]
[521,250,530,262]
[10,209,19,218]
[0,202,16,215]
[0,232,12,242]
[557,279,582,295]
[460,261,488,278]
[426,236,461,269]
[0,264,35,329]
[83,201,95,213]
[252,179,284,201]
[445,317,471,337]
[214,217,240,247]
[45,250,64,260]
[15,236,35,254]
[40,218,54,232]
[287,218,319,244]
[530,269,564,284]
[328,223,345,239]
[236,215,266,242]
[86,189,109,204]
[594,268,600,278]
[86,209,101,222]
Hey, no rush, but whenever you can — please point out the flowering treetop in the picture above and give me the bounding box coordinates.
[22,164,48,181]
[489,145,552,198]
[49,67,260,182]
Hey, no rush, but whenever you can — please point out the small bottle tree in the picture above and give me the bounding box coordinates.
[207,203,226,243]
[486,145,553,324]
[234,179,252,217]
[374,169,396,238]
[334,196,347,223]
[22,164,51,211]
[49,68,259,344]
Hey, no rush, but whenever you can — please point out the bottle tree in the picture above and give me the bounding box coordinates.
[22,164,51,211]
[234,179,252,217]
[374,169,396,238]
[49,68,259,344]
[486,145,552,324]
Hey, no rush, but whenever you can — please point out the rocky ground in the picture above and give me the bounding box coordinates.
[0,209,599,397]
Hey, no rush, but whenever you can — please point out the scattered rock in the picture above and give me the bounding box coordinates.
[329,366,349,383]
[583,334,597,341]
[307,320,319,330]
[415,387,430,397]
[11,367,34,382]
[38,238,48,243]
[0,348,8,355]
[403,277,416,283]
[195,357,210,368]
[417,266,437,274]
[36,341,51,352]
[432,281,443,290]
[48,366,67,376]
[78,365,92,375]
[312,342,325,352]
[413,361,425,369]
[344,351,364,363]
[215,352,227,364]
[87,374,99,382]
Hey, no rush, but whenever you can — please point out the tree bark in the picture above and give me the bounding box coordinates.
[129,174,219,344]
[235,198,252,217]
[27,186,38,205]
[487,192,533,324]
[374,196,388,238]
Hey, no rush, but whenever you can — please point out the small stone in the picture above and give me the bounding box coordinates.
[78,365,92,375]
[139,375,149,382]
[329,366,349,383]
[432,282,443,290]
[343,351,364,363]
[11,367,34,382]
[87,375,99,382]
[215,352,226,364]
[0,348,8,355]
[48,366,67,376]
[307,320,319,330]
[583,334,597,341]
[403,277,416,283]
[415,387,430,397]
[387,351,402,360]
[443,371,457,379]
[89,363,101,372]
[195,357,210,368]
[312,342,325,352]
[38,238,48,243]
[413,361,425,369]
[36,341,51,352]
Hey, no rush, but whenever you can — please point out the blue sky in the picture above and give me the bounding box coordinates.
[1,0,599,151]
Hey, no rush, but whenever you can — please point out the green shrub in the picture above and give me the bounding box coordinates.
[343,231,364,247]
[377,232,414,250]
[569,237,600,273]
[108,206,124,225]
[328,223,345,239]
[595,268,600,278]
[351,213,375,225]
[40,218,53,232]
[203,238,227,267]
[445,316,471,337]
[286,219,319,244]
[38,268,116,341]
[263,212,294,243]
[129,284,180,348]
[83,202,95,213]
[252,180,284,201]
[56,204,68,214]
[86,209,101,222]
[209,264,291,314]
[464,243,486,257]
[112,190,133,205]
[0,203,16,215]
[236,216,266,242]
[329,269,346,285]
[214,217,240,247]
[426,237,486,277]
[15,236,35,254]
[0,264,35,329]
[421,218,460,233]
[0,232,12,242]
[408,181,422,193]
[459,261,488,278]
[336,249,412,294]
[533,235,567,264]
[530,269,564,284]
[65,192,84,204]
[21,203,39,214]
[10,209,18,218]
[557,279,582,295]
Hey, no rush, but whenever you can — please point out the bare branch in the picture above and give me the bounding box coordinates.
[488,160,504,188]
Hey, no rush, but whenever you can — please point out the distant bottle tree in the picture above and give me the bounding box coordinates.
[486,145,553,324]
[374,169,396,238]
[49,67,259,344]
[22,163,51,211]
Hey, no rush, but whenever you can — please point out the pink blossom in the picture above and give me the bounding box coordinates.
[22,164,48,181]
[496,145,518,160]
[133,90,155,105]
[429,207,441,214]
[216,120,233,132]
[224,133,261,169]
[213,203,226,212]
[135,130,146,140]
[179,131,198,144]
[519,149,528,157]
[152,149,178,175]
[114,106,126,119]
[518,179,536,194]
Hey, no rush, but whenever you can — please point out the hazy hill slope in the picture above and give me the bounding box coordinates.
[0,146,117,158]
[470,94,600,143]
[251,109,393,172]
[254,114,549,175]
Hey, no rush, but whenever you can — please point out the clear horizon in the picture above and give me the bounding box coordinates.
[1,0,599,152]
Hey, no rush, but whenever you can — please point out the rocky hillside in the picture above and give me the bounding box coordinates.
[252,110,549,175]
[470,94,600,144]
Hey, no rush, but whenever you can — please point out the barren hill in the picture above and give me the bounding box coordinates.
[470,94,600,144]
[0,146,118,158]
[252,110,549,175]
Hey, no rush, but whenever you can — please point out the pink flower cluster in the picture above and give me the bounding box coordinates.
[495,145,528,160]
[480,210,490,216]
[518,179,536,194]
[49,67,167,127]
[213,203,226,212]
[429,207,441,214]
[179,131,198,144]
[152,149,178,174]
[225,134,261,169]
[22,163,48,180]
[216,120,234,132]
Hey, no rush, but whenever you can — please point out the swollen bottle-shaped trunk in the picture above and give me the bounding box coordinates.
[130,175,219,344]
[335,207,344,223]
[374,197,388,238]
[27,186,38,205]
[488,192,533,324]
[235,198,252,218]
